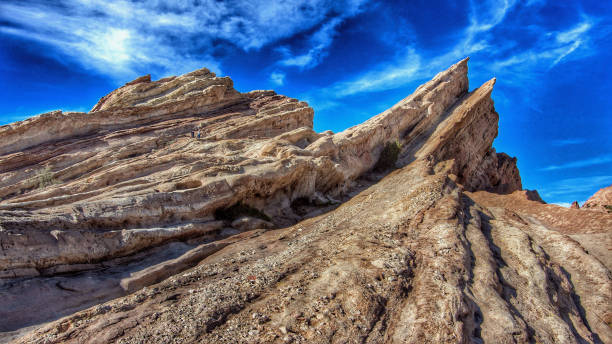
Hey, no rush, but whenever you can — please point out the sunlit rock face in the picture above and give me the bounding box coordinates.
[582,184,612,213]
[1,59,610,344]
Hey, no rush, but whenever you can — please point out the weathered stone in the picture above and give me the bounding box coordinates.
[582,184,612,213]
[231,216,273,231]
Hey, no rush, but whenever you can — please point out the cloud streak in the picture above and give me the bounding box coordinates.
[303,0,520,104]
[324,48,422,97]
[276,0,367,70]
[269,71,286,86]
[0,0,367,80]
[540,155,612,171]
[551,138,587,146]
[278,18,344,69]
[538,175,612,200]
[491,16,595,73]
[550,202,573,208]
[303,0,601,109]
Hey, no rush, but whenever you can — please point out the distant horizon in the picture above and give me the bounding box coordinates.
[1,0,611,205]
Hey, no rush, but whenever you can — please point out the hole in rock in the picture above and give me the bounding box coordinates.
[214,202,270,222]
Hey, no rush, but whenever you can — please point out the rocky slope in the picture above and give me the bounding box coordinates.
[582,185,612,213]
[0,59,610,344]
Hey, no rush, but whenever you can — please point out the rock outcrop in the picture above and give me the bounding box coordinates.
[582,184,612,213]
[0,59,610,344]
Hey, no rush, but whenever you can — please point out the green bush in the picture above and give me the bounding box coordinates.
[215,202,271,222]
[36,166,57,189]
[604,205,612,213]
[374,140,402,172]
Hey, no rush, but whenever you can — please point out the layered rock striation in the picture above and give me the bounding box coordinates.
[0,59,610,343]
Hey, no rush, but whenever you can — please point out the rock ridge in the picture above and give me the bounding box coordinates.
[582,184,612,213]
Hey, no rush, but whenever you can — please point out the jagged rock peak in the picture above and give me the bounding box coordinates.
[90,67,231,112]
[0,68,288,156]
[582,184,612,212]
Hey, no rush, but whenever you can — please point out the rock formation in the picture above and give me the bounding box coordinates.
[582,184,612,213]
[0,59,610,344]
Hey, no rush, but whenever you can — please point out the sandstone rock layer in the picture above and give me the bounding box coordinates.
[582,184,612,213]
[0,59,610,344]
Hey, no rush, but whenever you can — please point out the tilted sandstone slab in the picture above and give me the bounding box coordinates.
[0,58,515,278]
[1,59,610,343]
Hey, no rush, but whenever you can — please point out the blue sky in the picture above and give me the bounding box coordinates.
[1,0,611,205]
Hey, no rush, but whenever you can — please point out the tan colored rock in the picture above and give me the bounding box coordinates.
[231,216,273,231]
[1,59,610,344]
[582,184,612,213]
[0,58,484,278]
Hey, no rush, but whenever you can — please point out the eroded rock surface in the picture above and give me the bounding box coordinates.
[1,59,610,344]
[582,184,612,213]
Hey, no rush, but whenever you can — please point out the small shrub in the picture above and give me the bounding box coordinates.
[36,166,57,189]
[374,140,402,172]
[215,202,271,222]
[604,205,612,213]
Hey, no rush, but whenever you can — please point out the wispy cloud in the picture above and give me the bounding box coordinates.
[277,0,367,70]
[552,20,592,66]
[325,48,422,97]
[304,0,519,104]
[551,138,587,146]
[540,155,612,171]
[301,0,603,116]
[278,17,343,69]
[269,71,286,86]
[0,0,368,79]
[551,202,573,208]
[538,175,612,201]
[491,16,595,72]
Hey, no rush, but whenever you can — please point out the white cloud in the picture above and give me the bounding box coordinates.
[303,0,518,104]
[0,0,368,80]
[302,0,599,112]
[556,21,592,44]
[269,71,286,86]
[468,0,518,33]
[275,0,368,70]
[490,17,594,73]
[540,155,612,171]
[550,201,588,208]
[551,138,587,146]
[325,49,422,97]
[538,175,611,202]
[279,17,346,69]
[551,202,572,208]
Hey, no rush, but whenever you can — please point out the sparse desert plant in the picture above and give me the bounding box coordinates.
[374,140,402,172]
[604,205,612,213]
[36,166,57,189]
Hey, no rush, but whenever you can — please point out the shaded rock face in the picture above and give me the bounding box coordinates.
[1,59,610,344]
